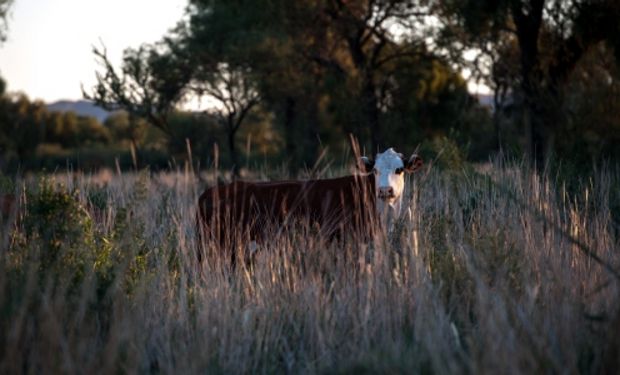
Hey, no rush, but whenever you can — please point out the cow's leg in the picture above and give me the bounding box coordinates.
[243,240,259,270]
[229,232,258,272]
[229,235,242,271]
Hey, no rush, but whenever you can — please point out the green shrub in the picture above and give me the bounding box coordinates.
[14,178,95,286]
[420,135,468,171]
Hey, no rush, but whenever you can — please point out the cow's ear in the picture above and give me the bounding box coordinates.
[403,154,423,173]
[359,156,375,173]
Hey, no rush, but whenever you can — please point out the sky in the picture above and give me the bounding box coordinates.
[0,0,187,103]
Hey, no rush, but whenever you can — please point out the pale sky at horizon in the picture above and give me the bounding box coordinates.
[0,0,187,103]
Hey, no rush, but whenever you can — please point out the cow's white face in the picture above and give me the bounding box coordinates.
[361,148,423,217]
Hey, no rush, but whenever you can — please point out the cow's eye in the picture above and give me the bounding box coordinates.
[395,167,404,175]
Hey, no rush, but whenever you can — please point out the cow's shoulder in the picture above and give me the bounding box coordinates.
[306,174,373,192]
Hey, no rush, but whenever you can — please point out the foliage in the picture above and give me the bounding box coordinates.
[166,111,220,163]
[0,95,47,162]
[83,0,490,174]
[104,111,148,149]
[8,178,96,292]
[0,0,11,44]
[415,131,472,172]
[436,0,620,165]
[558,44,620,165]
[84,43,191,137]
[0,94,115,170]
[4,0,620,174]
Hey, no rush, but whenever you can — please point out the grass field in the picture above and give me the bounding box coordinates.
[0,159,619,374]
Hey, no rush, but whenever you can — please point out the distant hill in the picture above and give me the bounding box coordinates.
[46,100,110,123]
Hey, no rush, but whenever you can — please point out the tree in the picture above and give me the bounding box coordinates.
[86,15,264,176]
[185,0,443,164]
[191,63,260,176]
[237,1,326,170]
[382,49,484,145]
[183,1,270,175]
[76,116,111,146]
[84,0,494,174]
[0,95,46,161]
[437,0,620,165]
[60,112,79,148]
[558,43,620,165]
[165,111,220,162]
[104,111,147,149]
[304,0,433,152]
[84,41,192,139]
[0,0,12,44]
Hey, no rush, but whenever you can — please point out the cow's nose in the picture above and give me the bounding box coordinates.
[378,186,395,199]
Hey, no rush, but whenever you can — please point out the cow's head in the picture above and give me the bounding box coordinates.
[361,148,423,215]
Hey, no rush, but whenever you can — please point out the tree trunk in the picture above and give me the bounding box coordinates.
[522,90,544,167]
[513,0,545,168]
[227,123,239,178]
[282,96,298,174]
[363,78,381,154]
[304,93,320,168]
[346,33,382,154]
[492,82,509,152]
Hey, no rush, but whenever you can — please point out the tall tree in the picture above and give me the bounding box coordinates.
[314,0,433,152]
[87,12,264,176]
[191,63,260,176]
[186,0,441,159]
[437,0,620,165]
[185,0,320,171]
[84,40,192,139]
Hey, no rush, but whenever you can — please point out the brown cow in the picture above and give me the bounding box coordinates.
[197,148,423,265]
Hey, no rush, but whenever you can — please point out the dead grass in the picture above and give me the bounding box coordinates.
[0,159,619,374]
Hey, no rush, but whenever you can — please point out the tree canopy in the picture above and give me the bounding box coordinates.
[76,0,620,173]
[436,0,620,165]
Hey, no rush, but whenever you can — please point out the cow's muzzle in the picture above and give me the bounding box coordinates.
[378,187,395,200]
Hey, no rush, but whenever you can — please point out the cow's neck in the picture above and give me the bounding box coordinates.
[377,195,403,228]
[359,173,403,228]
[382,197,403,215]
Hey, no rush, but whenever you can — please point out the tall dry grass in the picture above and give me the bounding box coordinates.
[0,160,618,374]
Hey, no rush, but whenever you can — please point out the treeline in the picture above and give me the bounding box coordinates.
[3,0,620,175]
[0,92,179,171]
[0,86,286,172]
[0,93,112,171]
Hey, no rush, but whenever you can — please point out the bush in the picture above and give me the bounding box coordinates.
[11,178,96,287]
[419,135,469,171]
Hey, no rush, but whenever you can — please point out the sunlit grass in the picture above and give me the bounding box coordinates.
[0,159,618,374]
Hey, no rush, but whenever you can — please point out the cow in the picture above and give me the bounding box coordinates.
[196,148,423,266]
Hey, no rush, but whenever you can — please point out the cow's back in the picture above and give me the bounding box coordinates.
[296,175,376,237]
[196,174,376,253]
